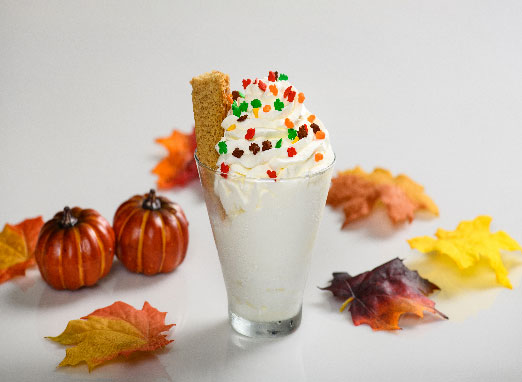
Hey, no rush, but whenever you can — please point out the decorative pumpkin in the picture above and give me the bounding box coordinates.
[113,189,189,275]
[35,206,115,290]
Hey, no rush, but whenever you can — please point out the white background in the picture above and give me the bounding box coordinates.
[1,1,522,381]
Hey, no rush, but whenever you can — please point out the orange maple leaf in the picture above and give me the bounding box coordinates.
[47,301,174,371]
[327,167,438,227]
[152,128,198,189]
[0,216,44,283]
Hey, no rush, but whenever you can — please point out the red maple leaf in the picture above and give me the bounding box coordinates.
[322,258,447,330]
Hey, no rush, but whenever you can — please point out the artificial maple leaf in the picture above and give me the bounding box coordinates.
[47,301,174,371]
[152,127,198,189]
[321,258,447,330]
[0,216,44,283]
[327,166,438,227]
[408,216,522,289]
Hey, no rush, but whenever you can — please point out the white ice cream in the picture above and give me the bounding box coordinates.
[204,72,335,323]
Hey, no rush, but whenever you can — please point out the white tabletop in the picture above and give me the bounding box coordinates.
[1,1,522,381]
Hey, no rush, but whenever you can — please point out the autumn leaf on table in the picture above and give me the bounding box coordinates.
[0,216,44,283]
[321,258,447,330]
[152,127,198,189]
[408,216,522,289]
[327,167,438,227]
[47,301,174,371]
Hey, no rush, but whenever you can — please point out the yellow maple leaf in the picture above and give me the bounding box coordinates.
[408,216,522,289]
[0,225,27,269]
[47,301,174,371]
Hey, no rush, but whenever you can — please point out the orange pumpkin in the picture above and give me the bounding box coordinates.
[113,189,189,275]
[35,206,115,290]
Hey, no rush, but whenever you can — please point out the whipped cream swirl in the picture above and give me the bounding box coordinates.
[215,72,334,179]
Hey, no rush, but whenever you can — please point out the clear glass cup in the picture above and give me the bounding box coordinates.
[195,152,335,337]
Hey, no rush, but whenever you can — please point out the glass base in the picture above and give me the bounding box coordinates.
[229,308,302,338]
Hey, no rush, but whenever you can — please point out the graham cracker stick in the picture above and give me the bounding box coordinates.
[190,71,231,169]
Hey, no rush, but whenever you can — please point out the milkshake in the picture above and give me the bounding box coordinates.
[192,71,334,337]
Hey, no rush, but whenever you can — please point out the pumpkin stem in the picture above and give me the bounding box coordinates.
[60,206,78,228]
[143,189,161,210]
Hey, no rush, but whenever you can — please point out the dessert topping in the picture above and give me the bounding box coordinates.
[298,124,308,139]
[262,140,272,151]
[258,80,267,92]
[218,141,228,154]
[249,143,260,155]
[287,147,297,157]
[232,148,244,158]
[274,98,285,111]
[245,128,255,140]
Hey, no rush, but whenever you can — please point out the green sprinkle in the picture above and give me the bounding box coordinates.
[279,73,288,81]
[218,141,228,154]
[274,98,285,111]
[251,99,262,108]
[239,101,249,112]
[238,91,245,98]
[232,104,241,117]
[275,138,282,148]
[287,129,297,140]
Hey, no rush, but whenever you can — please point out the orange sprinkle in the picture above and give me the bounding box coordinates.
[284,118,294,129]
[298,92,305,103]
[227,124,236,131]
[315,153,324,162]
[315,131,325,139]
[263,105,271,112]
[307,114,316,123]
[226,93,233,105]
[269,84,278,96]
[253,108,259,118]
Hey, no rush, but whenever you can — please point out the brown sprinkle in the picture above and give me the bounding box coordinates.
[237,115,248,122]
[232,148,244,158]
[262,140,272,151]
[249,143,260,155]
[232,90,240,101]
[311,123,321,134]
[298,124,308,139]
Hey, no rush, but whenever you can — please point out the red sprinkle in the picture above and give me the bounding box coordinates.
[220,162,230,178]
[267,170,277,179]
[258,80,267,92]
[242,79,251,89]
[245,128,255,140]
[253,78,258,84]
[284,86,293,98]
[287,91,296,102]
[268,71,276,82]
[287,147,297,157]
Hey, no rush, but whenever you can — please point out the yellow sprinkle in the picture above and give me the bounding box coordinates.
[253,108,259,118]
[339,297,354,312]
[227,124,236,131]
[292,137,299,144]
